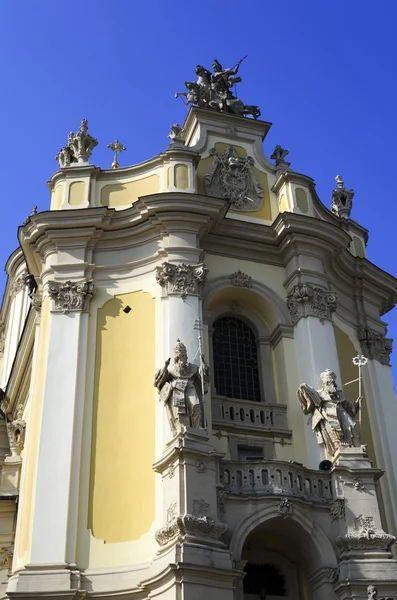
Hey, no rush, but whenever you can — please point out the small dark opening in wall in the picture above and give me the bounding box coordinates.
[123,306,132,314]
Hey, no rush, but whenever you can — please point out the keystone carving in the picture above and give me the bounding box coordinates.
[331,175,354,219]
[358,327,393,366]
[287,283,337,325]
[48,279,94,314]
[229,270,253,288]
[155,513,227,547]
[6,405,26,458]
[155,262,208,299]
[204,145,263,212]
[278,498,293,519]
[336,514,395,552]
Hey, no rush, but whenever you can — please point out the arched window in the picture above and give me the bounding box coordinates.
[243,563,286,596]
[212,316,261,401]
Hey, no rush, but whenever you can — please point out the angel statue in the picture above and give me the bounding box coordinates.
[297,369,361,457]
[154,339,209,434]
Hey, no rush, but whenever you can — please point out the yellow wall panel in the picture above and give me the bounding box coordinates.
[101,175,160,208]
[174,164,189,189]
[68,181,86,207]
[89,291,156,543]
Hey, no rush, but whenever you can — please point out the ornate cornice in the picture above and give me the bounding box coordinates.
[155,513,227,547]
[287,282,337,325]
[358,327,393,366]
[155,262,208,299]
[48,279,94,314]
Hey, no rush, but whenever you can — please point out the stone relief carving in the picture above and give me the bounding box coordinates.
[368,586,378,600]
[196,461,206,474]
[6,405,26,458]
[10,271,28,297]
[155,513,227,547]
[330,498,346,520]
[154,340,209,434]
[204,145,263,212]
[331,175,354,219]
[168,464,176,479]
[56,119,98,167]
[358,327,393,366]
[278,498,293,519]
[155,262,208,299]
[175,57,260,119]
[48,279,94,314]
[229,270,253,288]
[0,324,5,356]
[323,567,339,583]
[341,476,365,491]
[0,546,13,571]
[297,369,360,457]
[226,126,237,139]
[217,489,229,513]
[337,514,395,552]
[287,282,337,325]
[193,499,210,516]
[0,388,8,414]
[168,123,184,144]
[166,503,177,523]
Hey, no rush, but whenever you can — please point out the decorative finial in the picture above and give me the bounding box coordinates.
[331,175,354,219]
[56,119,98,167]
[107,139,126,169]
[175,57,260,119]
[31,205,37,215]
[168,124,184,145]
[271,145,291,172]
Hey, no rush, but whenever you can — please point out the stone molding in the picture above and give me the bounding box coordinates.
[229,270,253,288]
[6,405,26,458]
[155,262,208,298]
[358,327,393,366]
[336,515,395,552]
[48,279,94,314]
[155,513,227,547]
[287,282,337,325]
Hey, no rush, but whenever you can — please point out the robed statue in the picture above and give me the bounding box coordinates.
[297,369,360,457]
[154,340,209,434]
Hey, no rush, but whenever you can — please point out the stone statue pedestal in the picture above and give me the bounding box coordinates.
[333,445,372,469]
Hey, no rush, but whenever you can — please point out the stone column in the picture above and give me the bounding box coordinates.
[287,282,339,469]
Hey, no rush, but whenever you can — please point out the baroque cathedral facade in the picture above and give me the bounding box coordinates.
[0,60,397,600]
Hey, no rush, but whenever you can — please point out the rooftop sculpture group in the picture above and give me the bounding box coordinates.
[176,58,261,119]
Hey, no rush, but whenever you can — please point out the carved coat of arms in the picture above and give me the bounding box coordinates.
[204,145,263,211]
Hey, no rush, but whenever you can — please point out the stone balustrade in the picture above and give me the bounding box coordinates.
[220,460,333,503]
[211,396,290,435]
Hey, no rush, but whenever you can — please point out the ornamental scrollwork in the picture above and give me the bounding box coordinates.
[155,513,227,547]
[48,279,94,314]
[229,270,253,288]
[287,282,337,325]
[278,498,293,519]
[358,327,393,366]
[330,498,346,521]
[6,405,26,458]
[336,514,395,552]
[155,262,208,299]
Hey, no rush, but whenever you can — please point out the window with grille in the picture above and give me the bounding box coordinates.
[212,316,261,401]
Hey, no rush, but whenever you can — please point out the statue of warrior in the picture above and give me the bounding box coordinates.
[297,369,360,457]
[154,340,209,434]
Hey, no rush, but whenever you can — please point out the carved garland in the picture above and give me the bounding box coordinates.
[155,514,227,547]
[287,283,337,325]
[48,279,94,313]
[336,515,395,552]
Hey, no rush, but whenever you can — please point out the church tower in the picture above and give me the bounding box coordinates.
[1,59,397,600]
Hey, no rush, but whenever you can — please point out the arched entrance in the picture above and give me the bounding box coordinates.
[231,505,338,600]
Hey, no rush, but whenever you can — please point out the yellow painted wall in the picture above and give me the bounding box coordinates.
[88,291,156,543]
[68,181,86,207]
[197,143,272,220]
[52,185,64,210]
[279,193,287,213]
[174,164,189,189]
[100,175,160,208]
[17,298,50,562]
[295,188,309,214]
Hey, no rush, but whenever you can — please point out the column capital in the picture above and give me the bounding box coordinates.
[287,282,337,325]
[47,279,94,314]
[155,261,208,299]
[358,326,393,366]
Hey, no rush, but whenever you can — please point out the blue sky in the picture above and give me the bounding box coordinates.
[1,1,397,374]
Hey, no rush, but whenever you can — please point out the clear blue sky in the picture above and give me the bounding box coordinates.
[1,1,397,375]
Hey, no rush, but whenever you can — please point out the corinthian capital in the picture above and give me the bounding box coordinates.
[48,279,94,314]
[358,327,393,366]
[287,282,337,325]
[155,262,208,298]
